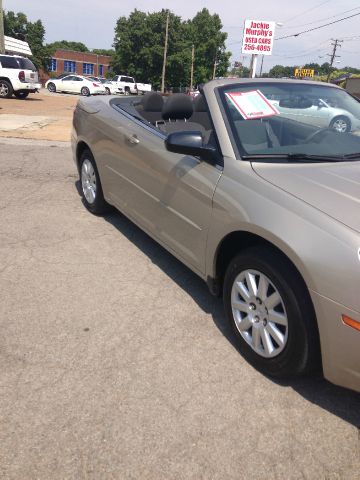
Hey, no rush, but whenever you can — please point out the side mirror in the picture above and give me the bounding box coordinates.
[165,131,218,163]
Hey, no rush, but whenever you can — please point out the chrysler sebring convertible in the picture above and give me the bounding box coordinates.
[72,79,360,392]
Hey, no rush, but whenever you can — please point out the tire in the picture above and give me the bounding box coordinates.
[81,87,90,97]
[0,79,13,98]
[124,87,130,96]
[79,149,111,215]
[223,246,320,378]
[47,82,56,93]
[14,91,30,99]
[105,87,110,95]
[330,115,351,133]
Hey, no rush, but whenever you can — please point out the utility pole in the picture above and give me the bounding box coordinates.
[161,10,169,94]
[0,0,5,55]
[326,39,342,82]
[190,44,194,91]
[212,56,217,80]
[259,55,265,77]
[249,54,258,78]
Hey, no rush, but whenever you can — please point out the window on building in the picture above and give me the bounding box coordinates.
[64,60,76,73]
[83,63,94,75]
[49,58,57,72]
[99,65,104,76]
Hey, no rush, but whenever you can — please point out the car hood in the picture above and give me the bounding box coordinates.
[252,161,360,233]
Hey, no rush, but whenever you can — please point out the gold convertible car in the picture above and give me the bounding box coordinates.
[72,79,360,392]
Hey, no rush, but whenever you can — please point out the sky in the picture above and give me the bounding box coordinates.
[4,0,360,73]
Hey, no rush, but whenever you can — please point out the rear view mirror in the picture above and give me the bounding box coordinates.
[279,98,313,109]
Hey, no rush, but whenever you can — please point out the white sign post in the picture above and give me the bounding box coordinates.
[241,20,276,78]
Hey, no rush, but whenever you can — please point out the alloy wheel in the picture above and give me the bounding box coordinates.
[81,159,97,204]
[331,118,348,133]
[0,82,9,97]
[231,269,288,358]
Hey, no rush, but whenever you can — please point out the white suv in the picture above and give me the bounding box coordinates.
[0,54,41,99]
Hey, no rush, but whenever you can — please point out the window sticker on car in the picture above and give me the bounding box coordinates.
[226,90,279,120]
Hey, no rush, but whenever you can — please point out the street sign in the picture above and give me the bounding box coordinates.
[294,68,315,77]
[4,36,32,56]
[241,20,276,56]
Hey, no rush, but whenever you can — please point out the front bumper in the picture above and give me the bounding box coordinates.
[311,290,360,392]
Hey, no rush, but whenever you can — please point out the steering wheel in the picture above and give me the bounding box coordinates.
[303,127,333,144]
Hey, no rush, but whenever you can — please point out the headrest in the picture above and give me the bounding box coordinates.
[140,92,164,112]
[162,93,193,120]
[194,94,207,112]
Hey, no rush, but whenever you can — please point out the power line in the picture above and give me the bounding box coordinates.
[275,11,360,40]
[280,6,360,30]
[281,0,333,24]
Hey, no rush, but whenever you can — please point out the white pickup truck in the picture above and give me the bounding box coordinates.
[111,75,151,95]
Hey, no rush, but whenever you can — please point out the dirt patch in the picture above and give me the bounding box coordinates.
[0,89,78,142]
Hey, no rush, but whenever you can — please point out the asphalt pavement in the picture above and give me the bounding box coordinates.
[1,138,360,480]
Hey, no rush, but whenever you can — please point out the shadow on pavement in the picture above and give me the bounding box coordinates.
[73,185,360,428]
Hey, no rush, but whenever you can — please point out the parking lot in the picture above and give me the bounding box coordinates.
[0,92,360,479]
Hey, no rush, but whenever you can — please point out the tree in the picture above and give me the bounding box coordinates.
[228,64,250,78]
[112,8,231,89]
[47,40,89,53]
[3,10,48,70]
[268,65,294,78]
[187,9,231,84]
[92,48,115,56]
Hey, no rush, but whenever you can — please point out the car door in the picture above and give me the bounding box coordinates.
[73,76,86,94]
[59,75,76,92]
[102,118,221,274]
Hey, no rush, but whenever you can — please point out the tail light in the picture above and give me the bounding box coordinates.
[93,83,100,87]
[18,71,25,82]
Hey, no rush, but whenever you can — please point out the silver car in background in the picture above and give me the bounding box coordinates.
[72,79,360,392]
[271,96,360,133]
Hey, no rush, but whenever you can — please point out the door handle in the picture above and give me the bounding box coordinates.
[125,134,139,145]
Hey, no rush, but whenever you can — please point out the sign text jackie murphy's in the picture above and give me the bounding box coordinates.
[241,19,276,56]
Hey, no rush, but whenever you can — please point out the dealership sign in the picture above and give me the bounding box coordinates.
[241,20,276,56]
[295,68,315,77]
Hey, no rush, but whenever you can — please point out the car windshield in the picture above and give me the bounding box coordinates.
[220,82,360,160]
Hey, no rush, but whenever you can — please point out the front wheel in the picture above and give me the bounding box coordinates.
[330,115,351,133]
[0,79,13,98]
[79,149,111,215]
[14,91,30,99]
[223,246,320,378]
[81,87,90,97]
[105,87,110,95]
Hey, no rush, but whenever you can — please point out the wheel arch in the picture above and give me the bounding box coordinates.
[75,141,91,172]
[211,230,314,302]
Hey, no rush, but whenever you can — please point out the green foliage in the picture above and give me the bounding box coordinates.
[229,65,250,78]
[267,64,295,78]
[92,49,115,56]
[47,40,89,54]
[267,62,360,79]
[112,8,231,89]
[3,10,48,70]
